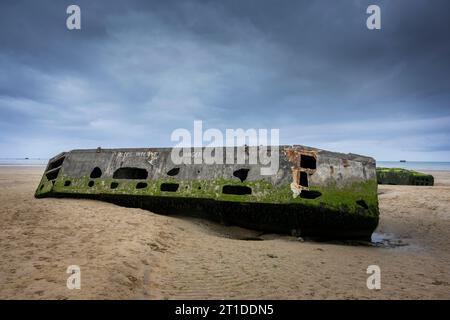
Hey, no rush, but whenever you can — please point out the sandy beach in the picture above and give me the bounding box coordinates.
[0,166,449,299]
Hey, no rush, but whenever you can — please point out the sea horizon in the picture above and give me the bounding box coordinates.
[1,158,450,171]
[376,161,450,171]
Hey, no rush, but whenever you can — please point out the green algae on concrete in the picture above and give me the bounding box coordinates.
[35,146,380,240]
[35,174,378,217]
[376,167,434,186]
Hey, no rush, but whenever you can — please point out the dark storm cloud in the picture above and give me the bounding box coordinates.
[0,0,449,160]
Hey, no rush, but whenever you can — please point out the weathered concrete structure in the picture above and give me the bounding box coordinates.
[35,146,379,240]
[376,167,434,186]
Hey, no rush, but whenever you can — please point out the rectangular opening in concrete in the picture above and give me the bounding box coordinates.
[233,168,250,182]
[167,168,180,176]
[45,168,60,181]
[160,183,179,192]
[136,182,148,189]
[300,171,308,187]
[300,154,316,169]
[47,156,65,171]
[113,167,148,179]
[222,185,252,195]
[90,167,102,178]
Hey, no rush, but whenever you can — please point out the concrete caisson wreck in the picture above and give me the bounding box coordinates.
[35,146,379,240]
[376,167,434,186]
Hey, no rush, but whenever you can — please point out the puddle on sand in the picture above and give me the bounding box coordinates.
[369,232,409,248]
[182,217,412,248]
[310,232,410,248]
[230,232,411,249]
[225,231,410,248]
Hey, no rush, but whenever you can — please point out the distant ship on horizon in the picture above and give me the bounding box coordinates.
[400,160,406,162]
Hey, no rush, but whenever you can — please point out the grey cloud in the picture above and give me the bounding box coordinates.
[0,0,449,160]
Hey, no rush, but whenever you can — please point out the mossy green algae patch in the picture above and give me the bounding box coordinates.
[35,174,378,216]
[34,174,378,239]
[376,167,433,186]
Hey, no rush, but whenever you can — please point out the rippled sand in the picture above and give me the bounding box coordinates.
[0,167,449,299]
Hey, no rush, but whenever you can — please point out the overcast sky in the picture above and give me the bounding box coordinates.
[0,0,449,161]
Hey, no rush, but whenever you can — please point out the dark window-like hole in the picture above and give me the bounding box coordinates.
[222,185,252,195]
[167,168,180,176]
[47,156,65,171]
[64,180,71,187]
[110,182,119,189]
[233,168,250,182]
[88,180,94,187]
[356,200,368,209]
[40,184,44,190]
[300,190,322,199]
[160,183,179,192]
[45,168,60,181]
[136,182,148,189]
[90,167,102,178]
[300,154,316,169]
[300,171,308,187]
[113,167,148,179]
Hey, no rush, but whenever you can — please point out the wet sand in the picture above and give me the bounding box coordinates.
[0,167,449,299]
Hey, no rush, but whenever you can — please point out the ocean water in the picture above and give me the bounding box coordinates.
[0,159,48,166]
[377,161,450,171]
